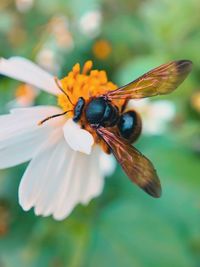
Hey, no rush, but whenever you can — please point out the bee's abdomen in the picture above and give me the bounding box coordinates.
[118,110,142,143]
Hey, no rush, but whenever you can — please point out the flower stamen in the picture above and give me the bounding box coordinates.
[72,63,80,77]
[82,60,93,74]
[54,77,75,106]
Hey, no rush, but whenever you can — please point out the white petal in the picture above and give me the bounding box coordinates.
[128,99,149,109]
[19,136,104,220]
[63,119,94,155]
[0,106,63,168]
[150,100,176,121]
[0,57,59,95]
[0,106,63,143]
[18,128,63,211]
[80,147,104,205]
[53,152,87,220]
[41,141,73,217]
[0,127,50,168]
[9,105,64,129]
[34,137,71,216]
[53,150,103,221]
[99,151,116,177]
[10,105,62,117]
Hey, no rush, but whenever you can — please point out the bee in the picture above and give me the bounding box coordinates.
[40,60,193,198]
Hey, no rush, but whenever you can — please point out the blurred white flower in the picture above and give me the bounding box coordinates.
[0,57,115,220]
[50,16,74,50]
[7,83,38,109]
[15,0,34,12]
[79,10,102,37]
[36,48,59,74]
[128,99,176,135]
[35,16,74,74]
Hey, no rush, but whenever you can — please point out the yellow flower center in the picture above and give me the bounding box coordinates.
[58,60,119,115]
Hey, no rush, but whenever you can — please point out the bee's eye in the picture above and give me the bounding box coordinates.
[73,97,85,122]
[118,110,142,143]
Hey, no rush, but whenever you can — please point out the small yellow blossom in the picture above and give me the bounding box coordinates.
[15,83,37,106]
[191,91,200,113]
[92,39,112,60]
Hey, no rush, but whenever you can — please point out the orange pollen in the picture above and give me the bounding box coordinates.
[57,60,122,117]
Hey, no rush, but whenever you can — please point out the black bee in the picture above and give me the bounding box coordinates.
[40,60,193,198]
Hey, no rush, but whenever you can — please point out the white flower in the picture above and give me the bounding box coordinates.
[7,83,38,108]
[79,10,102,37]
[15,0,34,12]
[0,57,115,220]
[36,48,59,74]
[128,99,176,135]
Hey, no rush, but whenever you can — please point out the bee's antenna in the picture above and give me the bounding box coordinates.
[54,77,75,106]
[38,110,73,125]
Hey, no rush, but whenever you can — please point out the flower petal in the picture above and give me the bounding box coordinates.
[0,106,63,168]
[80,147,104,205]
[63,118,94,155]
[128,99,176,135]
[53,149,104,220]
[39,141,74,217]
[0,57,59,95]
[99,151,116,177]
[0,127,50,168]
[53,152,89,220]
[34,137,72,216]
[0,106,63,138]
[149,100,176,121]
[18,128,63,211]
[19,137,105,220]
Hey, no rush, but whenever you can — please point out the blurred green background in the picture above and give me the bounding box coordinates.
[0,0,200,266]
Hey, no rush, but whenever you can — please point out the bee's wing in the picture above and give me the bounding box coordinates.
[96,127,161,198]
[105,60,192,100]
